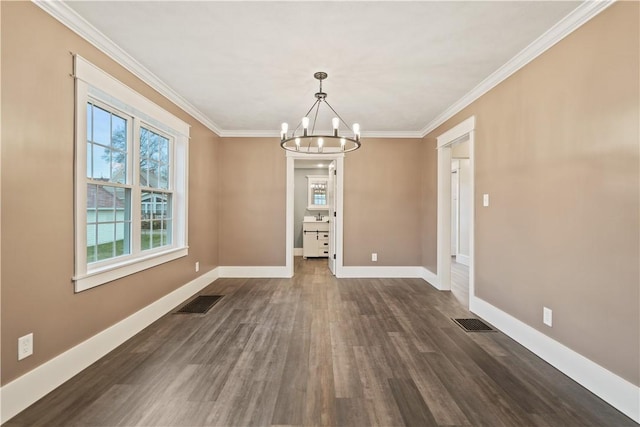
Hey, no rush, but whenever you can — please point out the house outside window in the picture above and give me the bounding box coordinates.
[74,55,189,292]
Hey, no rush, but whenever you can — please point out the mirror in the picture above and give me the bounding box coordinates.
[307,175,328,210]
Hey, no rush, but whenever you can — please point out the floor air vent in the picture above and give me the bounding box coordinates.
[452,318,496,332]
[176,295,223,314]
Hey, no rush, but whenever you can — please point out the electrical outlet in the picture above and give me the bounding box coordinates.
[483,193,490,207]
[371,253,377,262]
[543,307,552,327]
[195,261,200,272]
[18,333,33,361]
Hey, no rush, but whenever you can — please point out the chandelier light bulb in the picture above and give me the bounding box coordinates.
[302,117,309,136]
[281,122,288,140]
[340,138,346,151]
[352,123,360,141]
[295,137,301,151]
[318,137,324,153]
[332,117,340,136]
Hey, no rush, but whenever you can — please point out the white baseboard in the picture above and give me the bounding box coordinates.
[293,248,303,256]
[338,266,424,279]
[470,296,640,424]
[455,253,470,266]
[218,266,289,278]
[419,267,441,290]
[0,268,220,424]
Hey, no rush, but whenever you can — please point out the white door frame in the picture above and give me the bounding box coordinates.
[436,116,475,304]
[285,152,344,277]
[328,160,337,274]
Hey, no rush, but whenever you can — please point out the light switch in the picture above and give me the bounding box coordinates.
[483,194,489,207]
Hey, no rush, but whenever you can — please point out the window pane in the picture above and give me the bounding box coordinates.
[140,127,149,154]
[87,103,128,184]
[151,228,163,248]
[111,115,126,150]
[141,220,151,250]
[96,223,115,261]
[92,147,112,180]
[88,185,131,263]
[159,138,169,164]
[162,220,172,245]
[110,150,126,184]
[158,164,169,189]
[86,143,92,178]
[92,105,111,146]
[87,184,97,219]
[115,222,128,256]
[140,191,171,250]
[140,126,170,189]
[87,224,97,263]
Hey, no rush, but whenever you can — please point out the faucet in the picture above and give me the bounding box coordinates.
[316,213,323,221]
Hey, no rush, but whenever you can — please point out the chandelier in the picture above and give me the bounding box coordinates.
[280,72,361,154]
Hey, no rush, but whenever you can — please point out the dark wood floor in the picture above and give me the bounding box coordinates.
[6,258,636,426]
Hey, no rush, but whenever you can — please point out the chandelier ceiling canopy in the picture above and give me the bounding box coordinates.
[280,72,360,154]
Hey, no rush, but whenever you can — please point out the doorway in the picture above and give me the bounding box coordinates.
[436,116,475,309]
[450,140,471,307]
[285,153,344,277]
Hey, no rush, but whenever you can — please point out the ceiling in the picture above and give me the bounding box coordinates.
[61,1,582,137]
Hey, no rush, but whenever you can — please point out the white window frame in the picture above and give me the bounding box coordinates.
[74,55,189,292]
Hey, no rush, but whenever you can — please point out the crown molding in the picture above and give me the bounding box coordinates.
[420,0,615,137]
[33,0,224,136]
[218,130,424,139]
[34,0,614,140]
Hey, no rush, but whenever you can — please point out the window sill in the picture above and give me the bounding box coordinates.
[74,246,188,292]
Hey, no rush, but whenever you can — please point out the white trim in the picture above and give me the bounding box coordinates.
[420,0,615,137]
[436,117,475,304]
[471,296,640,424]
[74,248,188,292]
[218,130,424,139]
[286,152,345,278]
[33,1,222,136]
[436,117,476,148]
[338,266,425,279]
[455,253,470,267]
[420,267,441,290]
[0,268,220,424]
[217,266,290,278]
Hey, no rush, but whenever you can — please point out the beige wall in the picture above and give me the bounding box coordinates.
[1,2,219,384]
[344,138,422,266]
[218,137,286,266]
[217,137,423,267]
[422,2,639,386]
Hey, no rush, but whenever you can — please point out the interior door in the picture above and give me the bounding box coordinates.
[451,164,459,255]
[328,160,336,275]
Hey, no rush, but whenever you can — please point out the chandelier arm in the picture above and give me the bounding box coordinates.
[293,99,321,136]
[310,98,322,135]
[323,99,353,132]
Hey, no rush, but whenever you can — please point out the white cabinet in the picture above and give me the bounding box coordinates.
[303,221,330,258]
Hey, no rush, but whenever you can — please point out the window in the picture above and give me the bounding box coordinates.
[74,56,189,292]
